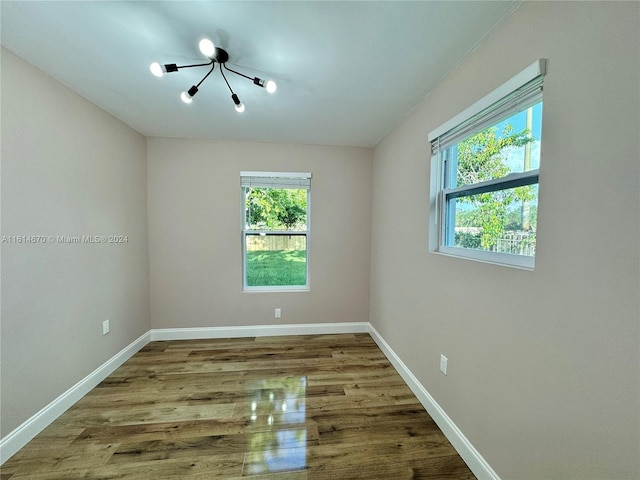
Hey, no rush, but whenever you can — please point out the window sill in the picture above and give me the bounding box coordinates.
[433,246,535,271]
[243,287,310,293]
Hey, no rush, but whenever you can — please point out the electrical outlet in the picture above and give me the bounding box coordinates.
[440,354,448,375]
[275,308,281,318]
[102,319,110,335]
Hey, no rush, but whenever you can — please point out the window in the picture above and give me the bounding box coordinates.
[241,171,311,291]
[428,59,546,269]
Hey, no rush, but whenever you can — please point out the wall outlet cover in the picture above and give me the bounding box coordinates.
[440,354,448,375]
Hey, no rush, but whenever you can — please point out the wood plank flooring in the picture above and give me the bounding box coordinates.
[1,334,476,479]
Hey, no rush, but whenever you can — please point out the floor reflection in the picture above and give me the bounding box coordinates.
[244,376,308,475]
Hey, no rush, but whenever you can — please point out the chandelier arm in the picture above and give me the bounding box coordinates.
[223,63,254,82]
[219,66,236,94]
[195,62,216,88]
[176,60,214,70]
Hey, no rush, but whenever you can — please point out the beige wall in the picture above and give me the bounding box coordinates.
[370,2,639,479]
[147,138,372,329]
[0,49,150,436]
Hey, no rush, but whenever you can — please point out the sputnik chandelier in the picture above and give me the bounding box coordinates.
[150,38,277,112]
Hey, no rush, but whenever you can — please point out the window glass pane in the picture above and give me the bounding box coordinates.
[245,188,307,231]
[245,234,307,287]
[448,102,542,189]
[446,185,538,257]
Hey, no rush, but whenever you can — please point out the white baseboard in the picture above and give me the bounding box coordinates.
[367,324,500,480]
[150,322,369,341]
[2,322,499,480]
[0,331,150,465]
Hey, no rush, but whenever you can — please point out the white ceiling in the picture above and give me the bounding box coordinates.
[1,1,520,148]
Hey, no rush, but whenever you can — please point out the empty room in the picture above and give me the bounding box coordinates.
[1,1,639,479]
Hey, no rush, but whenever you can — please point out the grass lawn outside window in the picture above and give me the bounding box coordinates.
[246,249,307,287]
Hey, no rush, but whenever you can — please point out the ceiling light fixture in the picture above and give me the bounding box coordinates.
[149,38,277,112]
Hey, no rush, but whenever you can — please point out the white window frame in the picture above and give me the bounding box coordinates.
[241,171,311,292]
[427,59,546,270]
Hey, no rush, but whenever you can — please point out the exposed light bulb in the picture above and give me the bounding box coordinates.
[180,85,198,104]
[149,62,164,77]
[232,93,245,113]
[253,77,277,94]
[198,38,215,58]
[265,80,277,94]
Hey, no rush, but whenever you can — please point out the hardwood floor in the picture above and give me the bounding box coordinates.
[1,334,476,479]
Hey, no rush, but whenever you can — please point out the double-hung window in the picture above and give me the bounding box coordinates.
[428,59,546,269]
[241,171,311,291]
